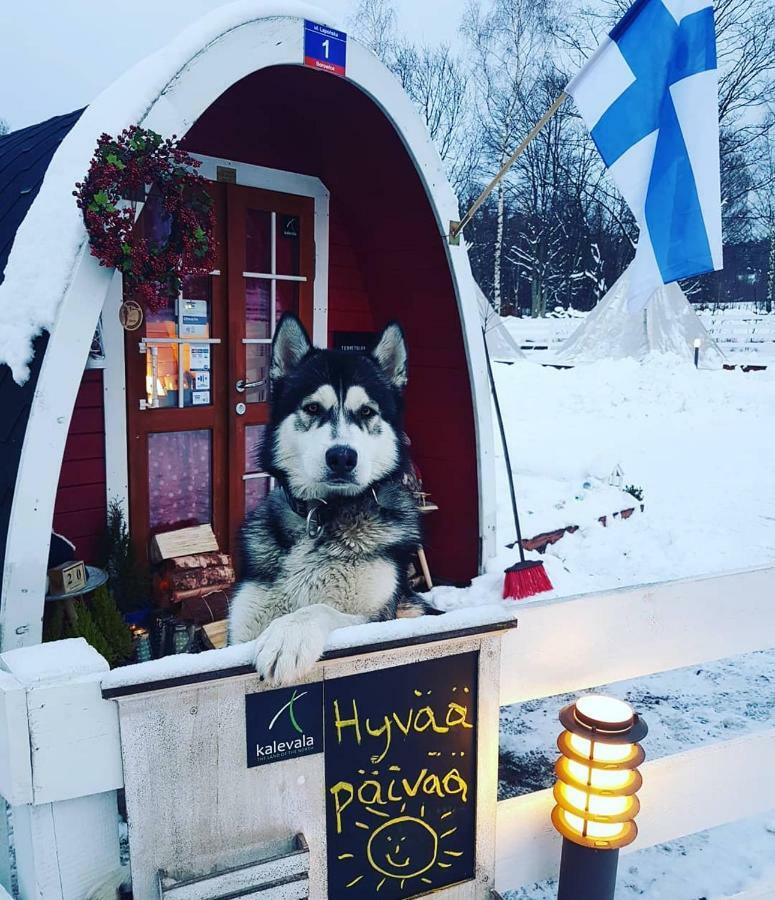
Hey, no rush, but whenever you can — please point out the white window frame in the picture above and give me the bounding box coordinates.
[102,157,330,516]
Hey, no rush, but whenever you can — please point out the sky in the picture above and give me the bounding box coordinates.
[0,0,467,131]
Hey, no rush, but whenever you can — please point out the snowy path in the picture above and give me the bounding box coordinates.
[427,355,775,899]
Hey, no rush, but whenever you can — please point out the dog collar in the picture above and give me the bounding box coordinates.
[283,486,382,538]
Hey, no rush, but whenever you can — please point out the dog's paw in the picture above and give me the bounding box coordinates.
[253,611,328,684]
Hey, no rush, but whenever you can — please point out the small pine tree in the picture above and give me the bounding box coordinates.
[101,500,150,613]
[65,600,114,663]
[91,585,133,664]
[624,484,644,503]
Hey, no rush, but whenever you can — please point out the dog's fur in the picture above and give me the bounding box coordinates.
[229,314,436,683]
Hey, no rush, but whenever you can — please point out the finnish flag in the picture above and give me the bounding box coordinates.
[567,0,722,311]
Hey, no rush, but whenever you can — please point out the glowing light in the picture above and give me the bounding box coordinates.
[575,695,634,729]
[551,695,647,850]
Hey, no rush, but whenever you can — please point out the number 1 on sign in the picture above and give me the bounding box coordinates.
[322,38,330,58]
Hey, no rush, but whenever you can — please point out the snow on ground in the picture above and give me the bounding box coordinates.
[430,352,775,605]
[425,334,775,899]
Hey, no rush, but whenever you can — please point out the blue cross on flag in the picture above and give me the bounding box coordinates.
[567,0,722,311]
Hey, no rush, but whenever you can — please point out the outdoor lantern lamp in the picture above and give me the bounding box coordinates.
[552,695,647,900]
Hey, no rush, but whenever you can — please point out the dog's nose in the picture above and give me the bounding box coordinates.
[326,445,358,476]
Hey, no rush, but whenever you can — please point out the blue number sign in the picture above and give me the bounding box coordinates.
[303,20,347,77]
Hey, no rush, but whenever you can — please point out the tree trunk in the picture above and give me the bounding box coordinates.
[530,279,541,318]
[766,217,775,315]
[494,181,505,316]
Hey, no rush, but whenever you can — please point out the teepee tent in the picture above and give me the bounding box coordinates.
[557,265,725,366]
[476,284,527,362]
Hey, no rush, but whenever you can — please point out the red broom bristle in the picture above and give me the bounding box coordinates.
[503,560,553,600]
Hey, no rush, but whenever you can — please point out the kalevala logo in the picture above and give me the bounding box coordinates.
[246,682,324,768]
[257,689,316,759]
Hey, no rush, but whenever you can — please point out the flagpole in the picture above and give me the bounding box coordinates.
[450,92,569,241]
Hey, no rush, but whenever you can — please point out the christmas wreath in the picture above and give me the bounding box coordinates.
[74,126,215,311]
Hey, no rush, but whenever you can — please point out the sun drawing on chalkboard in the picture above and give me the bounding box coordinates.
[338,803,463,892]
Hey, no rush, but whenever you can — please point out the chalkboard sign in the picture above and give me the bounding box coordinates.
[325,652,478,898]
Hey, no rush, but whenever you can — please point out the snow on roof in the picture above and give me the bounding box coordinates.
[0,0,333,384]
[557,265,726,367]
[0,110,83,283]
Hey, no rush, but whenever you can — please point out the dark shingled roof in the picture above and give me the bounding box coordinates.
[0,110,83,621]
[0,108,84,283]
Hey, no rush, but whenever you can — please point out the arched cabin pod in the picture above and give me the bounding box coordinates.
[0,5,496,651]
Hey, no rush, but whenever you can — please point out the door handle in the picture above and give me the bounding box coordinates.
[236,378,266,393]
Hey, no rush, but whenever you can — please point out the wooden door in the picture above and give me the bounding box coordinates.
[225,185,314,543]
[125,181,315,563]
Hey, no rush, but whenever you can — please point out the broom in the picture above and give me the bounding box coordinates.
[482,328,553,600]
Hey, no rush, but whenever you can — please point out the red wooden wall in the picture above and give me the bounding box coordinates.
[183,66,481,583]
[53,370,107,564]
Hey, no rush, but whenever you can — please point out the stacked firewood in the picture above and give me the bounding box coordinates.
[153,551,235,624]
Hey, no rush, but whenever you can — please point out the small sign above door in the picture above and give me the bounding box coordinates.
[303,20,347,77]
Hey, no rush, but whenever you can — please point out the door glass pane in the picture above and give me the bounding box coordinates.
[245,278,271,339]
[245,209,271,273]
[276,215,300,276]
[245,476,271,516]
[145,345,179,408]
[245,424,266,474]
[148,430,211,531]
[145,295,176,340]
[276,280,300,322]
[246,344,270,404]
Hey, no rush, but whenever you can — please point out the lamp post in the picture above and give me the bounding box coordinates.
[552,695,647,900]
[693,337,701,368]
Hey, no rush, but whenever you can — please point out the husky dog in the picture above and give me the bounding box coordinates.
[229,314,437,683]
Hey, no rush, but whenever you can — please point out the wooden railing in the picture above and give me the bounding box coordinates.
[495,565,775,890]
[0,566,773,898]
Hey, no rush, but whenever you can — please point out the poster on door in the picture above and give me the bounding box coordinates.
[180,299,209,337]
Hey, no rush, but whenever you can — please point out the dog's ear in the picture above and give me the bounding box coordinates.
[271,314,312,381]
[371,322,408,390]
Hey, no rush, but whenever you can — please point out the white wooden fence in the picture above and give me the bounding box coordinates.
[0,565,773,899]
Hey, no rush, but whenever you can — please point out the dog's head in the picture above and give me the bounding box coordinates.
[260,314,410,500]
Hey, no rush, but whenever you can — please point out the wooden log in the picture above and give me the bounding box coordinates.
[180,593,229,625]
[166,552,231,571]
[151,525,218,563]
[169,566,235,593]
[201,619,228,650]
[171,583,233,604]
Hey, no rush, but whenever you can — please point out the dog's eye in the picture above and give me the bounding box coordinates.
[360,406,376,420]
[303,402,321,416]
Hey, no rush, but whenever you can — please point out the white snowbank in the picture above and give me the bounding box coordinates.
[427,353,775,611]
[101,604,518,691]
[0,0,333,383]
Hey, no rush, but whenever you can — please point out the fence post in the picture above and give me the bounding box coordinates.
[0,638,124,898]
